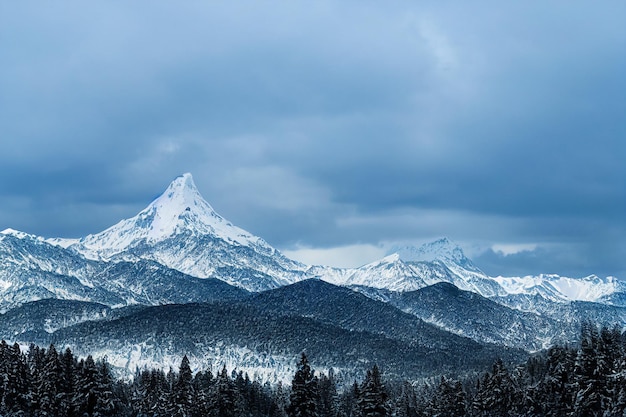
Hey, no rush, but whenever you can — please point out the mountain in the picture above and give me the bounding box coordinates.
[386,282,574,352]
[0,230,127,310]
[0,229,248,311]
[0,299,112,342]
[314,238,626,309]
[29,287,525,383]
[2,173,622,305]
[0,280,526,384]
[314,238,505,297]
[1,172,625,382]
[67,173,310,292]
[388,238,475,267]
[247,279,508,352]
[491,273,626,305]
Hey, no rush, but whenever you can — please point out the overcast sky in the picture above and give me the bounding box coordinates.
[1,1,624,277]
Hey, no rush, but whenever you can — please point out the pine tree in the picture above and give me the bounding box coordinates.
[535,345,575,416]
[234,371,252,416]
[339,381,360,417]
[209,365,241,417]
[131,368,152,416]
[609,327,626,417]
[170,355,195,417]
[4,342,31,414]
[38,344,62,416]
[74,356,96,415]
[393,381,417,417]
[428,376,466,417]
[573,323,603,417]
[288,353,320,417]
[272,381,289,417]
[58,347,76,416]
[0,340,10,414]
[148,368,171,417]
[94,359,118,416]
[27,343,46,414]
[357,365,388,417]
[471,359,514,417]
[318,368,338,417]
[73,355,117,416]
[192,369,213,417]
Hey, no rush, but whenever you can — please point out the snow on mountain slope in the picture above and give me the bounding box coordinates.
[316,254,440,291]
[315,238,505,297]
[0,231,127,310]
[388,238,477,270]
[2,228,79,250]
[384,238,505,296]
[66,173,309,292]
[492,274,625,303]
[75,173,270,258]
[2,173,623,304]
[0,226,249,310]
[313,236,626,306]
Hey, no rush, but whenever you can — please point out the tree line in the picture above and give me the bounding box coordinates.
[0,322,624,416]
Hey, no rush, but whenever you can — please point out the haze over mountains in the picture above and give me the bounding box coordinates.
[1,173,624,381]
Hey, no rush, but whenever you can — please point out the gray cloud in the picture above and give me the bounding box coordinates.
[0,1,624,276]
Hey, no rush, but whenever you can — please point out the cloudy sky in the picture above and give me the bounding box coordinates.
[1,1,624,277]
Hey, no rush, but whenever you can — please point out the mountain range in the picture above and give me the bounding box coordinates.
[1,173,624,382]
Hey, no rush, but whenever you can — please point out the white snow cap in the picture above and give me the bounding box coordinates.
[144,172,221,238]
[75,173,266,258]
[388,237,468,264]
[1,228,40,240]
[1,228,24,236]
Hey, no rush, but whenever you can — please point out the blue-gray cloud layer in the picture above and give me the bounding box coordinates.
[1,1,624,277]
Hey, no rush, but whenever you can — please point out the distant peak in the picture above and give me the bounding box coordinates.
[1,228,31,239]
[381,253,401,263]
[387,237,468,264]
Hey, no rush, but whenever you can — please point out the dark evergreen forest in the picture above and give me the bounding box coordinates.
[0,323,624,416]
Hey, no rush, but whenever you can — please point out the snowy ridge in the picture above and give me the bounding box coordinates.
[492,274,625,303]
[1,228,32,239]
[314,237,623,304]
[54,173,309,292]
[316,238,505,297]
[389,238,471,266]
[2,228,78,249]
[0,173,623,304]
[2,172,626,381]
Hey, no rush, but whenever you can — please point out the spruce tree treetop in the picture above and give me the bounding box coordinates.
[358,365,388,417]
[288,353,320,417]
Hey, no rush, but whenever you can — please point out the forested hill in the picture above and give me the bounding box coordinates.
[0,323,624,416]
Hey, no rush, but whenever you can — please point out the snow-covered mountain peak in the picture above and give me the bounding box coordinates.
[379,253,401,264]
[154,173,213,216]
[491,273,624,303]
[1,228,49,243]
[1,228,27,238]
[73,173,269,259]
[388,238,469,265]
[145,172,224,236]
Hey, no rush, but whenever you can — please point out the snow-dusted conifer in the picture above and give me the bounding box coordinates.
[170,354,194,417]
[288,353,320,417]
[357,365,388,417]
